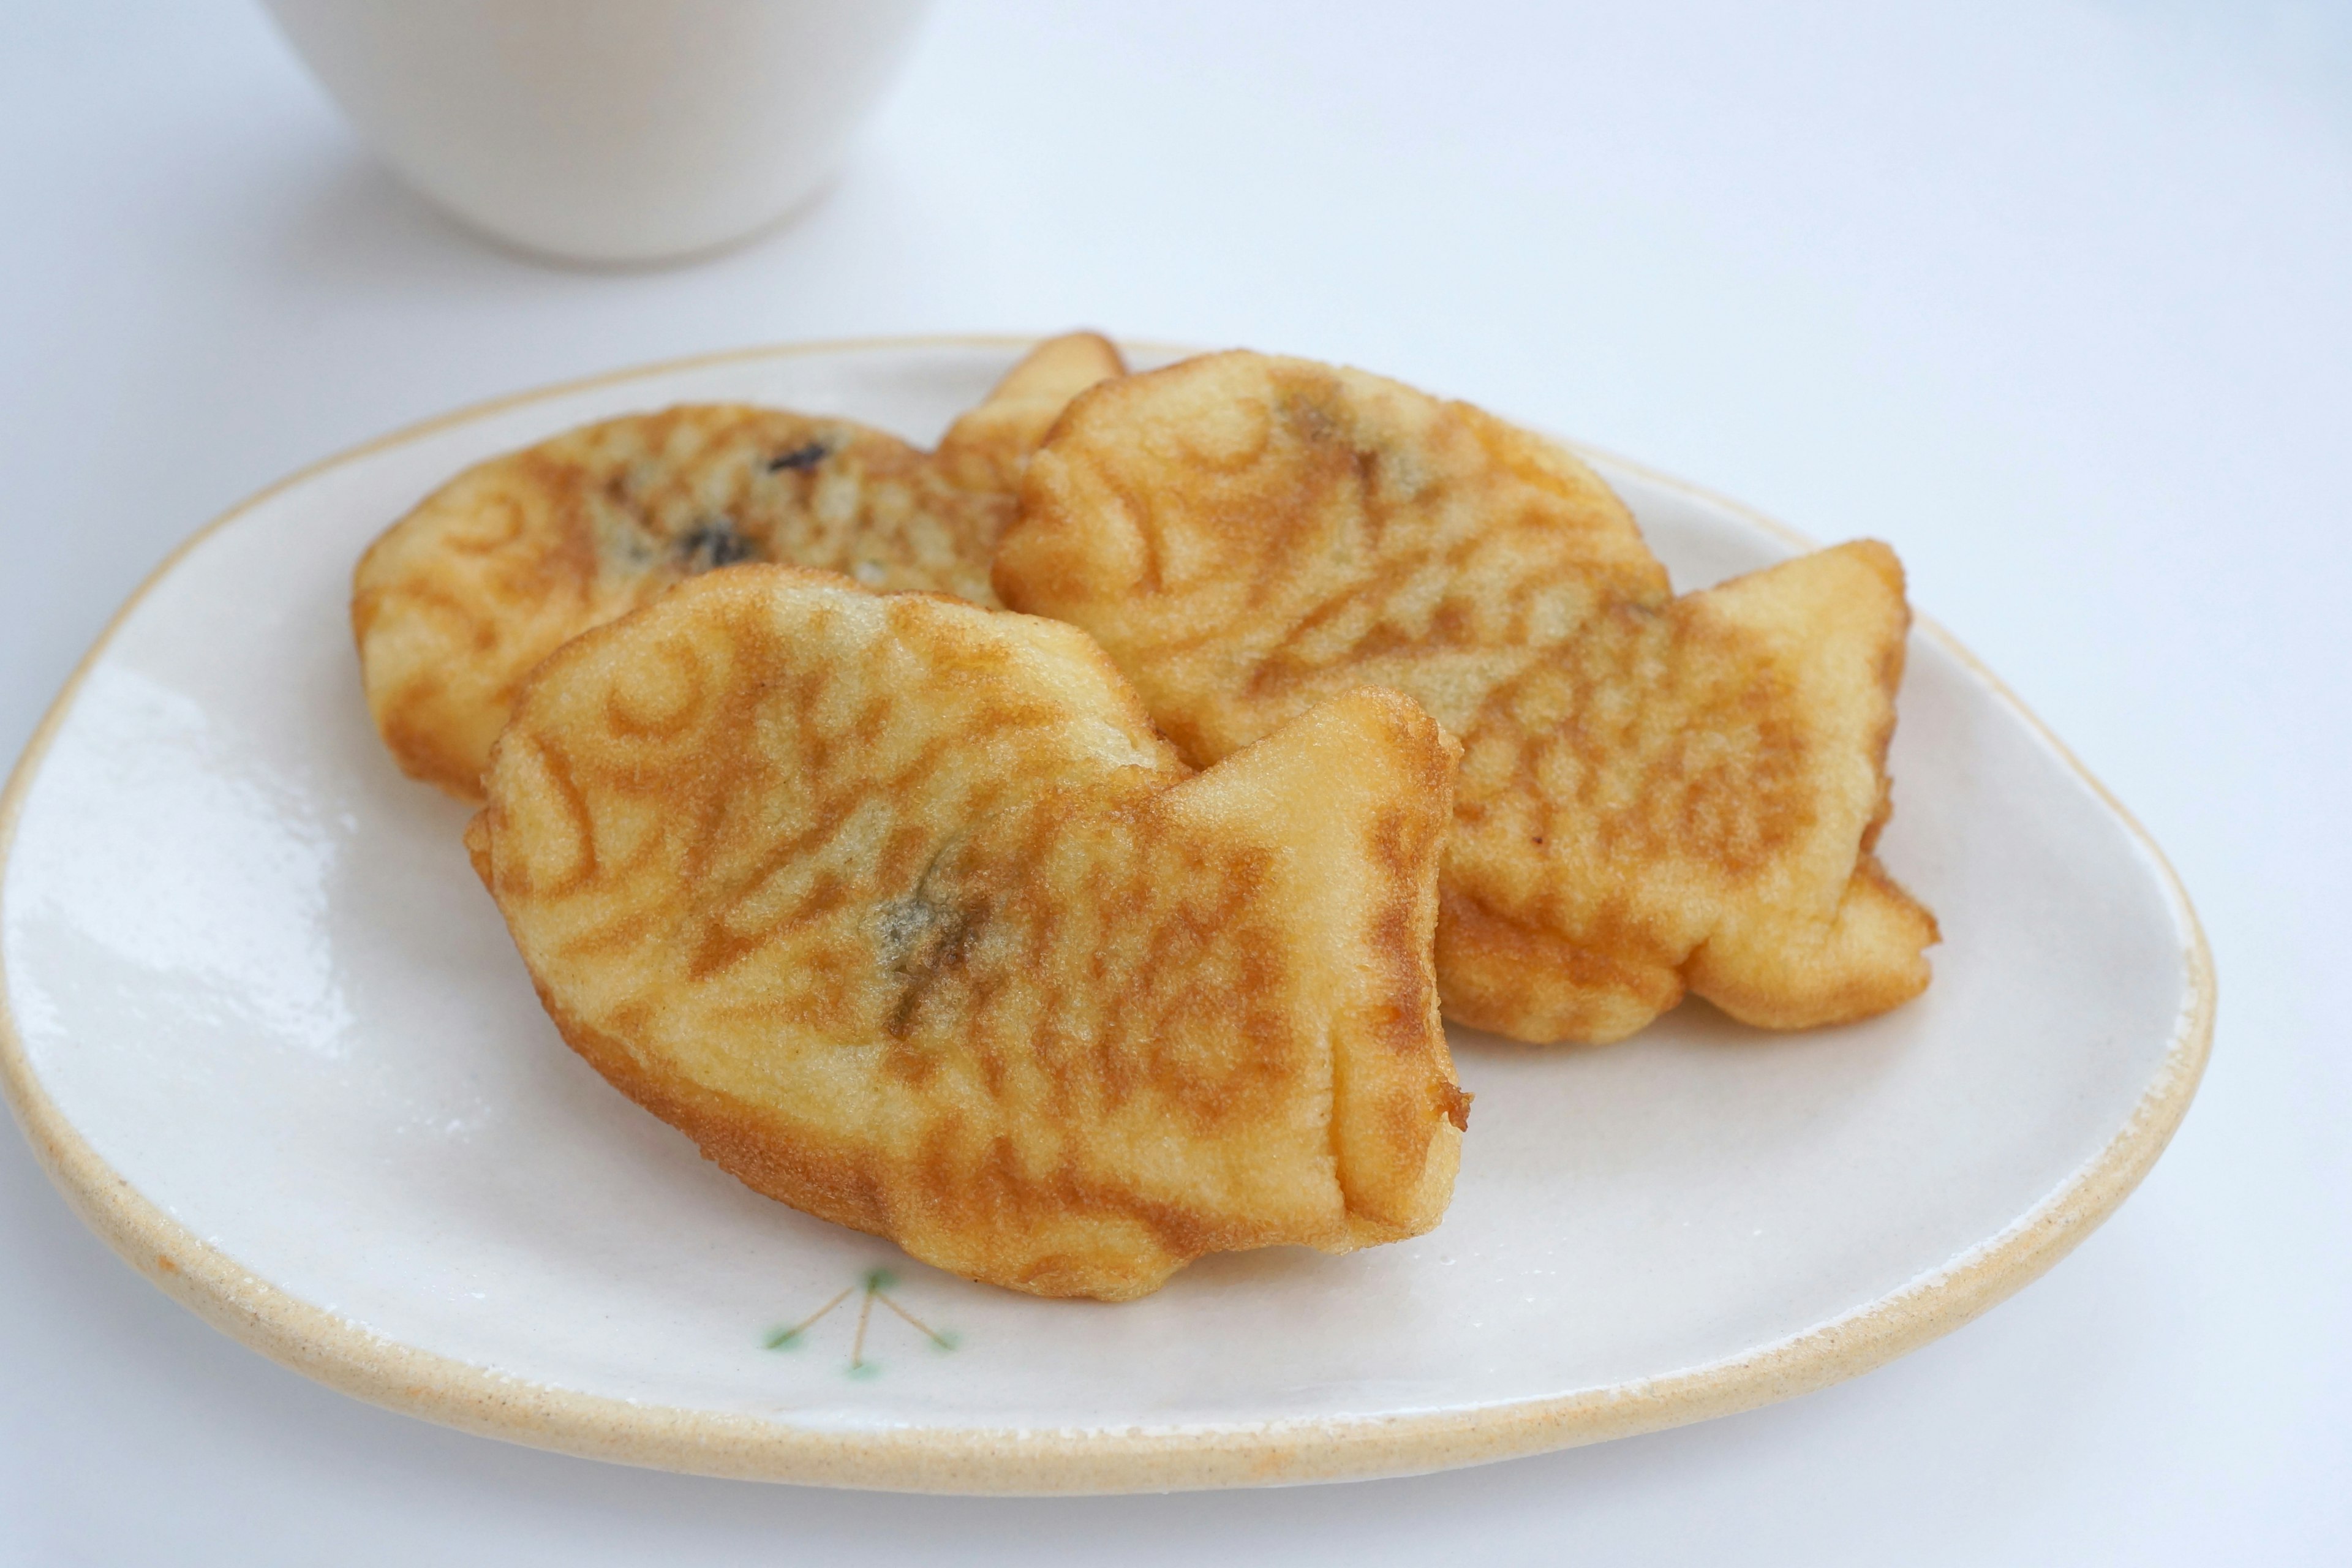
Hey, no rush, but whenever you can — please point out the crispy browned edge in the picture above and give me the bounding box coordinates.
[0,337,2214,1493]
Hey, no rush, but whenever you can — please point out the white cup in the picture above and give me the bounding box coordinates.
[261,0,933,265]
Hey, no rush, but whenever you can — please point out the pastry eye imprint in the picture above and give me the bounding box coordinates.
[352,332,1125,801]
[466,565,1465,1300]
[993,350,1937,1046]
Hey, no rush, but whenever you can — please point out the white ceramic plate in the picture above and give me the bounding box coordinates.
[0,337,2211,1493]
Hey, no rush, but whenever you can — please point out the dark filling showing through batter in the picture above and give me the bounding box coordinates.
[676,516,755,573]
[766,442,831,473]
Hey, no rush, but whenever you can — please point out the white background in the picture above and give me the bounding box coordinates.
[2,2,2346,1562]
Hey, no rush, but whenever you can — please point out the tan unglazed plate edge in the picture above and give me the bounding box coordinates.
[0,334,2215,1494]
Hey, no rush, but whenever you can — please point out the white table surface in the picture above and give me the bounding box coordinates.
[4,2,2346,1561]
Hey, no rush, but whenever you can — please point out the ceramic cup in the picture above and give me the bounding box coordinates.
[261,0,933,265]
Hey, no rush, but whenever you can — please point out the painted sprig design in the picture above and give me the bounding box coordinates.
[766,1268,957,1376]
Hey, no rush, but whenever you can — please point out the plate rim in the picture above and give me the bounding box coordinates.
[0,333,2216,1493]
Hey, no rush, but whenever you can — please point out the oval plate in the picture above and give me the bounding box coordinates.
[0,337,2211,1493]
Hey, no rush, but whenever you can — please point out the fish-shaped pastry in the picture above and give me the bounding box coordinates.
[464,565,1467,1299]
[993,350,1937,1044]
[353,333,1125,800]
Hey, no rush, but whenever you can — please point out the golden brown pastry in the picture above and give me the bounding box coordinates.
[353,333,1125,801]
[933,330,1125,495]
[993,351,1937,1045]
[465,565,1466,1300]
